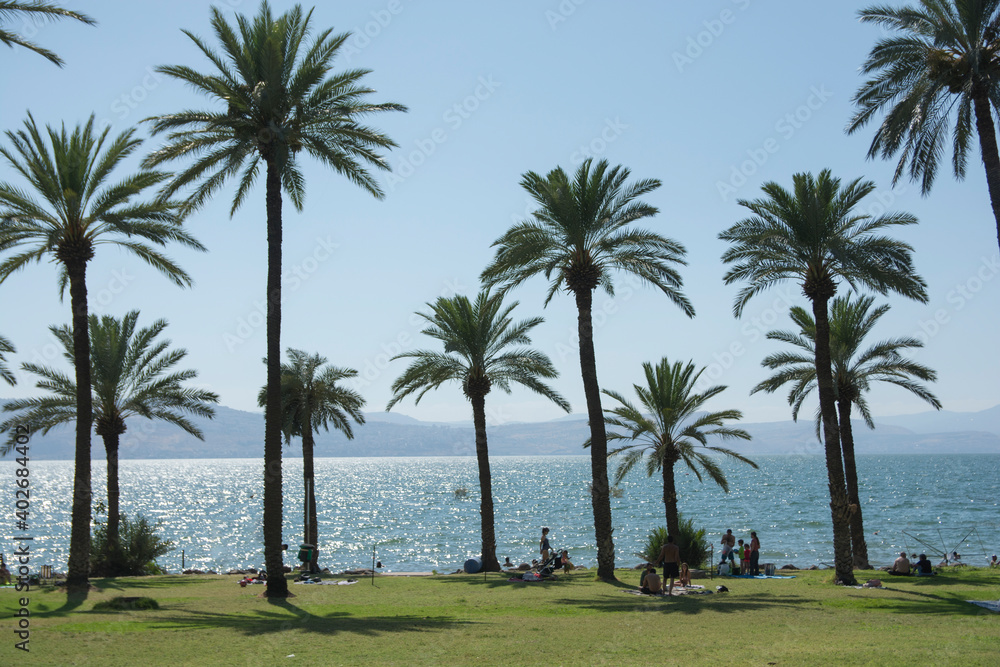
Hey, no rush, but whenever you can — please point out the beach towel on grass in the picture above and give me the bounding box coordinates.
[967,600,1000,613]
[293,579,359,585]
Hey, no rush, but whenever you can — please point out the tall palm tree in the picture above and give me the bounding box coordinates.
[848,0,1000,251]
[143,1,405,598]
[0,311,218,570]
[257,349,364,573]
[0,334,14,385]
[387,290,570,572]
[0,114,201,591]
[719,169,928,585]
[602,357,755,539]
[481,159,693,580]
[0,1,95,66]
[752,294,941,569]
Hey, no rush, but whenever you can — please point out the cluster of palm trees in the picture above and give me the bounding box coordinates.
[1,0,994,592]
[1,1,405,597]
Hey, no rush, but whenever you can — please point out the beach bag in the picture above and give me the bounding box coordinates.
[718,562,730,575]
[764,563,776,576]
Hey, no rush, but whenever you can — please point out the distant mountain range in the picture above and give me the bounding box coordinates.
[6,403,1000,460]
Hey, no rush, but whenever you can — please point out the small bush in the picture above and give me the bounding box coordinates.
[91,514,174,577]
[93,596,159,611]
[642,516,709,569]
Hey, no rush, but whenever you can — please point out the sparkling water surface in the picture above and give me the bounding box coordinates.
[3,455,997,573]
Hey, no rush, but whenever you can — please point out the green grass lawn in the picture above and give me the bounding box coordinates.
[2,567,998,666]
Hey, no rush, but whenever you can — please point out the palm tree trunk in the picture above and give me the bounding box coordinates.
[470,392,500,572]
[302,423,319,573]
[65,259,92,592]
[104,431,121,555]
[972,87,1000,253]
[574,288,615,580]
[837,400,870,569]
[661,460,680,539]
[811,296,856,585]
[263,156,287,597]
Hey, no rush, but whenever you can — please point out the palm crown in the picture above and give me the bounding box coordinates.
[0,113,202,291]
[0,310,219,452]
[0,1,95,66]
[481,158,694,314]
[602,357,755,537]
[388,290,570,411]
[719,169,929,313]
[752,293,941,431]
[849,0,1000,193]
[143,0,407,214]
[258,349,365,444]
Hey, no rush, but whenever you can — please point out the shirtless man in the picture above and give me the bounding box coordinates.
[657,535,681,596]
[640,563,662,594]
[889,551,911,575]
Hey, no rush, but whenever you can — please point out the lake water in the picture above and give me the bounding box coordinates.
[2,455,998,573]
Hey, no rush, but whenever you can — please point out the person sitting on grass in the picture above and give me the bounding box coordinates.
[640,563,662,594]
[889,552,911,575]
[914,554,935,576]
[557,550,575,571]
[0,555,10,585]
[678,562,692,588]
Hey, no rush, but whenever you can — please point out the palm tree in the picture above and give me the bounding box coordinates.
[257,349,364,573]
[719,169,928,585]
[602,357,756,540]
[481,159,693,580]
[0,334,14,385]
[387,290,570,572]
[0,114,201,591]
[848,0,1000,251]
[143,1,405,597]
[0,1,95,66]
[0,311,218,571]
[752,294,941,569]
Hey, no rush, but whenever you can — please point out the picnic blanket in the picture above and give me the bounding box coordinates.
[625,585,710,597]
[967,600,1000,613]
[727,574,795,579]
[293,579,359,585]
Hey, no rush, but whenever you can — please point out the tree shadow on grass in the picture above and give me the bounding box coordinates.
[550,592,805,616]
[428,572,635,590]
[145,601,474,637]
[90,576,218,592]
[849,585,998,616]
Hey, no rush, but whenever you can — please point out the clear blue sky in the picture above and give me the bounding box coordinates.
[2,0,998,428]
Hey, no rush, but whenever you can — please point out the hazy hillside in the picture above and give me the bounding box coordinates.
[6,403,1000,459]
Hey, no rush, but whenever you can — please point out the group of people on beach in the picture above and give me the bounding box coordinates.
[719,528,760,575]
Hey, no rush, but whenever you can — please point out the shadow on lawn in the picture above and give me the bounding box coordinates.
[550,592,804,616]
[147,599,474,637]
